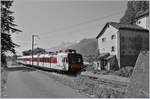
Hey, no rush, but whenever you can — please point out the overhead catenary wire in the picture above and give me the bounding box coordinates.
[40,10,124,38]
[18,10,125,50]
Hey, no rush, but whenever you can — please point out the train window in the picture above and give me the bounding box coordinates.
[47,58,49,63]
[50,57,57,63]
[45,58,49,62]
[46,58,48,62]
[45,58,47,62]
[78,58,81,63]
[44,58,46,62]
[40,58,44,62]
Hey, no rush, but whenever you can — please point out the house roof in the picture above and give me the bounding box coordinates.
[135,10,149,19]
[96,53,110,60]
[96,22,148,39]
[104,55,115,60]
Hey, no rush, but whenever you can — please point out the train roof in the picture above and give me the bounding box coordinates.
[19,51,77,59]
[18,52,79,59]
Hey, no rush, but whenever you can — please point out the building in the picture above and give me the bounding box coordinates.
[135,10,149,29]
[95,22,149,71]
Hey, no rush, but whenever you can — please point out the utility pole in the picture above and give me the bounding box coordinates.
[31,35,39,66]
[31,35,34,66]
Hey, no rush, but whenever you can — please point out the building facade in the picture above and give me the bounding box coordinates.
[95,22,149,71]
[135,10,149,29]
[119,28,149,67]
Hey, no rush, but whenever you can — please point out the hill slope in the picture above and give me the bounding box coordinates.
[47,42,76,52]
[48,38,98,58]
[68,38,98,57]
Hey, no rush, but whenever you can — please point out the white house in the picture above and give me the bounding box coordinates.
[135,10,149,29]
[95,22,149,71]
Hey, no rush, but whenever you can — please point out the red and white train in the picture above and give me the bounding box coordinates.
[17,49,83,73]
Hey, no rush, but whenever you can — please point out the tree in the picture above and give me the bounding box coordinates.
[1,1,22,66]
[22,47,47,56]
[120,1,149,24]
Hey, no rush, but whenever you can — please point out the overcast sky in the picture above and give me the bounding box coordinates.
[11,0,127,55]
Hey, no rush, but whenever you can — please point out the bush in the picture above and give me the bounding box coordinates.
[114,66,134,77]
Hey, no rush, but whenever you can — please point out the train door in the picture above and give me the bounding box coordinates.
[55,55,64,70]
[62,57,69,71]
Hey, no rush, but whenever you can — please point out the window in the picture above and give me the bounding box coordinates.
[111,46,115,52]
[138,21,141,24]
[121,37,125,42]
[44,58,49,62]
[134,51,137,54]
[102,38,106,42]
[122,51,125,54]
[50,57,57,63]
[40,58,44,62]
[111,35,116,40]
[102,48,105,51]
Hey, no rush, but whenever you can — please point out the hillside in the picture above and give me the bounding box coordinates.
[48,38,98,58]
[47,42,76,52]
[68,38,98,57]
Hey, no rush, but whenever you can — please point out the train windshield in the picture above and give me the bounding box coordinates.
[68,53,83,64]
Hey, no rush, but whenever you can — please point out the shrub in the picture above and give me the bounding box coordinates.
[114,66,134,77]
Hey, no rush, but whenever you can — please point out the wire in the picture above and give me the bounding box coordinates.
[17,10,124,51]
[40,10,124,38]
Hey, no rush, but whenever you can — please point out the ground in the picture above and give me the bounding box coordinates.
[2,52,149,98]
[1,61,89,98]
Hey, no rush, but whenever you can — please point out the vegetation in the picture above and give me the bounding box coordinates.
[22,47,47,56]
[1,1,22,67]
[114,66,134,77]
[120,1,149,24]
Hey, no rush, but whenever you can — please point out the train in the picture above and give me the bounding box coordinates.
[17,49,83,73]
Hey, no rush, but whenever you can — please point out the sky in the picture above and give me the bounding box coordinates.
[11,0,127,55]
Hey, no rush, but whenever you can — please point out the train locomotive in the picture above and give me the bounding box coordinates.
[17,49,83,73]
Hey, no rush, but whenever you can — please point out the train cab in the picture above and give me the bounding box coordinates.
[67,53,83,71]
